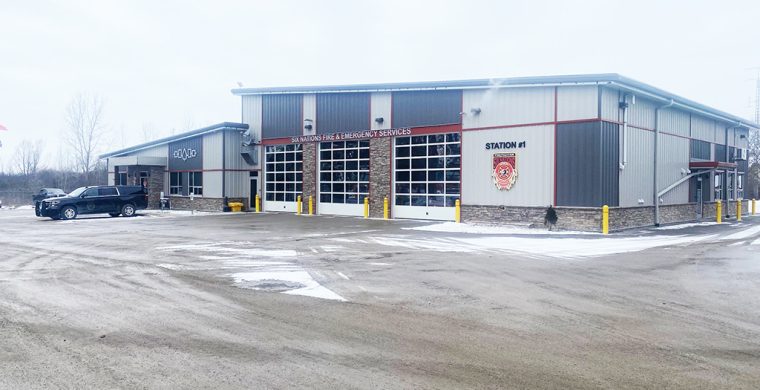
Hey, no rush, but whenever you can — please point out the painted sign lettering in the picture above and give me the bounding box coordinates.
[290,128,412,143]
[485,141,526,150]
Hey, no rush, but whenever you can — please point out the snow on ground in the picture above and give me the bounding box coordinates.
[157,242,345,301]
[655,222,719,230]
[372,233,717,259]
[13,205,35,210]
[720,225,760,241]
[404,222,592,235]
[752,238,760,246]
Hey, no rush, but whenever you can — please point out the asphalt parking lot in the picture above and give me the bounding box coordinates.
[1,208,760,389]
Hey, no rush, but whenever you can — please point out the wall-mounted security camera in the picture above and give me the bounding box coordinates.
[374,117,384,124]
[470,108,482,115]
[304,118,314,132]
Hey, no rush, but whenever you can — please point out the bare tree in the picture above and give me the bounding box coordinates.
[748,128,760,165]
[13,139,44,178]
[65,93,107,179]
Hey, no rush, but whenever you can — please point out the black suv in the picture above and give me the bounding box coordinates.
[37,185,149,220]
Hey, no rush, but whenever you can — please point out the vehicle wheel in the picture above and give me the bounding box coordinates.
[121,203,136,217]
[60,206,77,220]
[109,213,120,217]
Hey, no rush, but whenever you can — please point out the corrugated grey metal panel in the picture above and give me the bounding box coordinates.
[461,125,554,206]
[690,139,710,160]
[225,171,248,198]
[660,108,690,137]
[371,92,391,130]
[619,128,654,207]
[204,171,223,198]
[714,122,726,144]
[133,144,168,158]
[303,94,316,134]
[556,121,618,207]
[316,92,370,133]
[223,131,253,170]
[241,95,262,141]
[391,90,462,128]
[202,132,223,170]
[600,122,620,206]
[727,127,737,146]
[599,87,620,122]
[556,85,598,121]
[657,134,689,204]
[262,94,302,138]
[691,115,714,142]
[627,96,656,129]
[462,87,554,129]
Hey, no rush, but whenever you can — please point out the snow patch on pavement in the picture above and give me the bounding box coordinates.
[404,222,592,235]
[232,267,346,301]
[720,225,760,241]
[655,222,719,230]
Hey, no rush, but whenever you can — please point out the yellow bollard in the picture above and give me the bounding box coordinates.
[255,194,261,213]
[753,199,756,216]
[716,200,722,224]
[737,200,742,222]
[602,205,609,234]
[363,197,369,219]
[296,195,302,215]
[383,197,389,220]
[455,199,461,223]
[308,196,313,216]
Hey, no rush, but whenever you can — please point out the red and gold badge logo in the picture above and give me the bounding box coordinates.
[492,153,517,190]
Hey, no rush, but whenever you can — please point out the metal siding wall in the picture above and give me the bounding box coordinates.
[714,122,726,144]
[619,127,654,207]
[691,115,714,142]
[600,122,620,206]
[660,108,690,137]
[133,144,168,158]
[600,87,620,122]
[371,92,391,130]
[556,121,603,207]
[316,93,370,133]
[303,94,316,134]
[203,132,223,170]
[391,90,462,128]
[627,97,656,129]
[168,137,203,171]
[225,171,248,198]
[241,95,262,142]
[461,87,554,129]
[262,94,303,138]
[658,134,689,204]
[690,139,710,160]
[204,172,223,198]
[224,130,250,170]
[556,86,598,121]
[461,125,554,206]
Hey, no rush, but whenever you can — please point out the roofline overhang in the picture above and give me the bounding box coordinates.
[231,73,759,129]
[100,122,249,159]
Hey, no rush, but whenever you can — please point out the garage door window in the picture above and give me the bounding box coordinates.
[319,140,370,204]
[265,144,303,202]
[394,133,460,207]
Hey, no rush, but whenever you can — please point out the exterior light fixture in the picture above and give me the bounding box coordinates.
[470,108,482,115]
[304,119,313,131]
[374,117,384,124]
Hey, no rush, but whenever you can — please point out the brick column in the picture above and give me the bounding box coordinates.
[369,137,391,218]
[301,143,317,214]
[147,166,165,209]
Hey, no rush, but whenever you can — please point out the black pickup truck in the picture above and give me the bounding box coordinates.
[37,185,149,220]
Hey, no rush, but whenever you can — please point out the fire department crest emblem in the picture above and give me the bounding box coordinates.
[492,153,518,190]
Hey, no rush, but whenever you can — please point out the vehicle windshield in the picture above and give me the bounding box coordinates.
[67,187,88,198]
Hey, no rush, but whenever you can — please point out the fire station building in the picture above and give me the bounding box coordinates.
[102,74,756,231]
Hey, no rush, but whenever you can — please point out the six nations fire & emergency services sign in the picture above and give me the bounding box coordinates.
[492,153,518,190]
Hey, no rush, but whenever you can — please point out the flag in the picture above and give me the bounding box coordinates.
[0,124,7,131]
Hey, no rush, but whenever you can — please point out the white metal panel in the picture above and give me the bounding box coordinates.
[224,130,252,170]
[693,116,713,142]
[628,96,656,130]
[393,205,455,221]
[319,203,363,216]
[556,85,597,121]
[241,95,262,141]
[303,94,316,135]
[659,108,690,137]
[203,132,223,170]
[265,201,297,212]
[107,172,115,186]
[133,144,168,158]
[371,92,391,130]
[462,87,554,129]
[461,125,554,207]
[204,171,223,198]
[600,87,620,122]
[657,134,689,205]
[714,122,726,144]
[619,128,654,207]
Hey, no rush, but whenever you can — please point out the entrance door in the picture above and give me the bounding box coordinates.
[249,177,258,209]
[695,176,703,219]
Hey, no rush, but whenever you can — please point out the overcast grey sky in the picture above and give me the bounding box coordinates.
[1,0,759,169]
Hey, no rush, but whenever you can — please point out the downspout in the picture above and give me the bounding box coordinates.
[619,94,634,170]
[654,98,675,227]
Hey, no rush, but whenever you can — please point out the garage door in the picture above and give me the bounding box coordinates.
[318,140,370,216]
[264,144,303,212]
[393,133,461,220]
